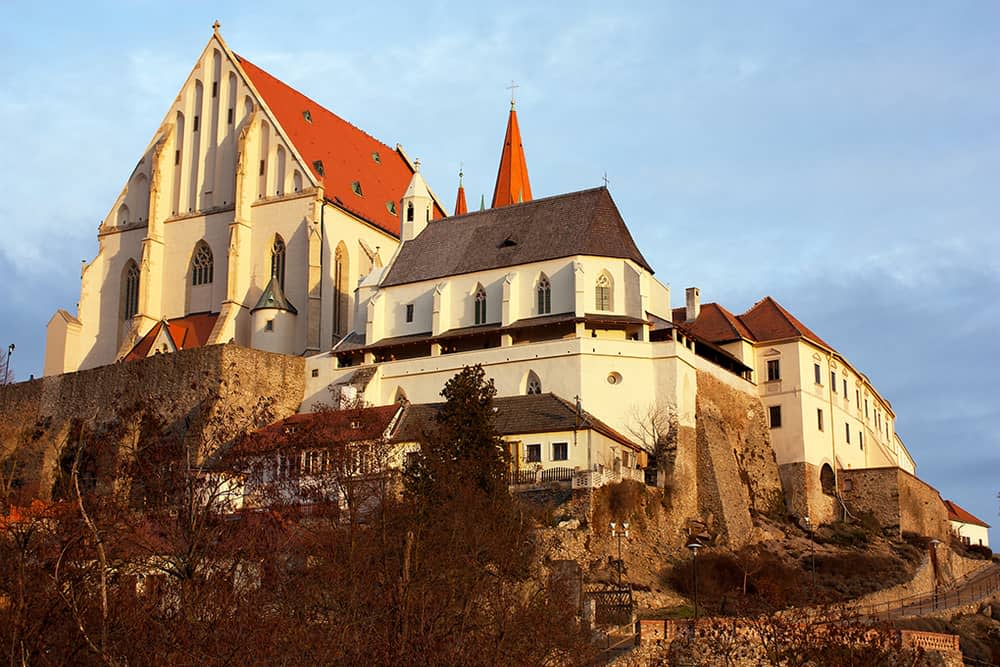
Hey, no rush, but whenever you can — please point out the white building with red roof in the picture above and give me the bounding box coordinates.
[44,24,444,375]
[944,500,990,549]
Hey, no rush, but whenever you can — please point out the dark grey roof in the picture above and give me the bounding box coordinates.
[381,187,652,287]
[252,276,298,314]
[392,393,644,452]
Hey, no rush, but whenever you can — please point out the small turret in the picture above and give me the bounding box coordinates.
[401,158,433,241]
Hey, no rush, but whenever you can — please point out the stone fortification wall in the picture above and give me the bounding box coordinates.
[778,462,839,524]
[691,371,784,547]
[0,344,304,501]
[840,467,950,541]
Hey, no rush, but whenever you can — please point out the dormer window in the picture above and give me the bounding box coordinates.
[500,235,517,248]
[313,160,325,177]
[386,201,397,215]
[371,151,381,164]
[352,181,363,196]
[302,110,312,123]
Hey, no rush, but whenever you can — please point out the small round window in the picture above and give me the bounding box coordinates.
[607,372,622,385]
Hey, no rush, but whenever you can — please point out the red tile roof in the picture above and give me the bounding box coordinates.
[738,296,832,349]
[676,302,755,344]
[125,313,219,362]
[491,107,532,208]
[944,500,991,528]
[230,405,402,457]
[237,56,444,236]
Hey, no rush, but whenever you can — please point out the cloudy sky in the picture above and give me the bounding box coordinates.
[1,2,997,537]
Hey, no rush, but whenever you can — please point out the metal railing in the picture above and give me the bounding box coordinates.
[850,564,1000,620]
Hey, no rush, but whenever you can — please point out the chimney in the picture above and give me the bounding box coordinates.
[685,287,701,322]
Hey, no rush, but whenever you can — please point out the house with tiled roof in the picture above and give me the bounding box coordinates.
[44,23,444,375]
[944,500,991,549]
[673,288,917,520]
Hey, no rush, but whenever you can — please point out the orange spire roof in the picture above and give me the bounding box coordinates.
[491,105,532,208]
[454,168,468,216]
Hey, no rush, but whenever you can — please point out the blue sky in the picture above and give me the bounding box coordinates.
[1,2,997,539]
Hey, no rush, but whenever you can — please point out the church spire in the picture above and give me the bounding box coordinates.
[454,165,468,216]
[490,85,532,209]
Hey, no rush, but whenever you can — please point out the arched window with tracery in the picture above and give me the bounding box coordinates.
[271,235,286,290]
[537,274,551,315]
[122,260,140,320]
[526,370,542,395]
[191,241,213,286]
[474,284,487,325]
[595,272,613,311]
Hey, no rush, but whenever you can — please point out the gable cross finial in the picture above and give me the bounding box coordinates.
[213,20,221,34]
[602,172,610,188]
[459,161,464,185]
[506,80,519,109]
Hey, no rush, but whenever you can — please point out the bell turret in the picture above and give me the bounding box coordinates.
[401,158,433,241]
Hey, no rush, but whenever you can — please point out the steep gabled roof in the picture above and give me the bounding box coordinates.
[492,106,532,208]
[738,296,832,349]
[124,313,219,361]
[382,187,651,287]
[674,302,755,344]
[944,500,991,528]
[236,56,444,236]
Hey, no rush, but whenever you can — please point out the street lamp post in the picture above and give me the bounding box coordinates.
[610,521,630,587]
[686,538,703,620]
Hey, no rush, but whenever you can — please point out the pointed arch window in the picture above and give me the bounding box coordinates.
[191,241,214,286]
[122,260,140,320]
[474,285,487,325]
[271,235,286,290]
[406,202,414,222]
[526,371,542,395]
[333,242,349,338]
[537,274,551,315]
[595,273,613,311]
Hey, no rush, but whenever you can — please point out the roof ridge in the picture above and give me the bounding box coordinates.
[440,185,609,223]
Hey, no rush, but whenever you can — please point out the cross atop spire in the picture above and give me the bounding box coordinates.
[506,80,519,109]
[491,96,532,209]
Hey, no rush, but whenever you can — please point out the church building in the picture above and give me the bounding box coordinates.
[44,24,443,375]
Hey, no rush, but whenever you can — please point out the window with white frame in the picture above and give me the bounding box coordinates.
[526,443,541,463]
[552,442,568,461]
[537,274,551,314]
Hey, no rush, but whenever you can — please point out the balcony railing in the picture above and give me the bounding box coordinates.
[507,466,645,490]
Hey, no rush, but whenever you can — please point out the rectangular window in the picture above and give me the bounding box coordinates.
[552,442,569,461]
[845,423,851,443]
[174,149,180,165]
[766,359,780,381]
[259,159,265,176]
[768,406,782,429]
[526,444,541,463]
[859,431,864,450]
[405,304,414,323]
[831,371,836,388]
[856,389,860,408]
[814,363,822,385]
[265,319,274,331]
[193,115,200,132]
[227,107,234,124]
[817,409,824,431]
[843,379,848,398]
[212,80,218,98]
[864,400,869,419]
